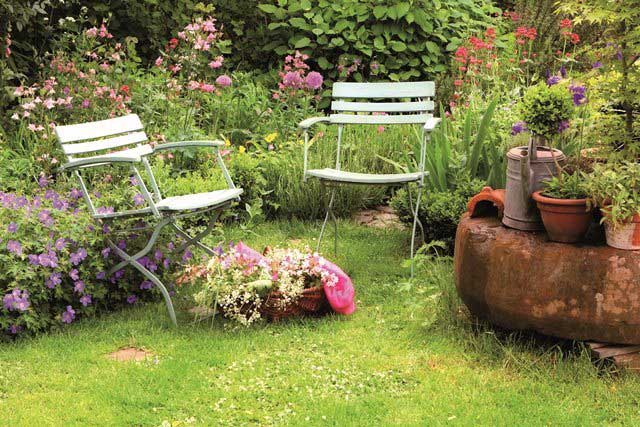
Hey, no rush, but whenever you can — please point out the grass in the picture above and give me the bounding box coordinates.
[1,220,640,426]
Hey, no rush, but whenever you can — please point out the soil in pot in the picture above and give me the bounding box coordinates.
[604,214,640,250]
[532,191,593,243]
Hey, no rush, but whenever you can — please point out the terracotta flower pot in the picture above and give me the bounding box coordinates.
[531,191,593,243]
[603,214,640,250]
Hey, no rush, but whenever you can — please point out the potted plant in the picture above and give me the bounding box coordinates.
[532,165,593,243]
[584,161,640,250]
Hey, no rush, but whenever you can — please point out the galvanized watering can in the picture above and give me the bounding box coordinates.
[502,135,565,231]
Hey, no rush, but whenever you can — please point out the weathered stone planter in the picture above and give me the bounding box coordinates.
[454,214,640,344]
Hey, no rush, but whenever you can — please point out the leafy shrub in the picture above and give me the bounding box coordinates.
[258,0,499,84]
[391,177,484,253]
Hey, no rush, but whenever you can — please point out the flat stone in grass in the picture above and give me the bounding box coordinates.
[107,347,153,362]
[354,205,404,229]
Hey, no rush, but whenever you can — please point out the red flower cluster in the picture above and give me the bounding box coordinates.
[515,27,537,45]
[559,19,580,45]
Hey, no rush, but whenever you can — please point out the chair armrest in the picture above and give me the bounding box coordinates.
[298,116,331,130]
[423,117,442,132]
[152,140,224,152]
[60,150,146,172]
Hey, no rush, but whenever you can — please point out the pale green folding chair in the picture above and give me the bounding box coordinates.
[55,114,242,325]
[299,82,441,276]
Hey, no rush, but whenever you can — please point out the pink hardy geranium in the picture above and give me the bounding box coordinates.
[215,74,232,87]
[305,71,323,90]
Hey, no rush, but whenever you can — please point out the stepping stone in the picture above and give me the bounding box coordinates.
[354,205,404,229]
[107,347,153,362]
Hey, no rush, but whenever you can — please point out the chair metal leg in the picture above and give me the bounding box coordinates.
[171,209,221,256]
[108,217,172,275]
[317,184,337,254]
[409,184,424,278]
[107,238,177,326]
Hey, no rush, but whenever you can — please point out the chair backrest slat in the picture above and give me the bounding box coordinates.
[62,131,148,155]
[331,100,434,113]
[332,81,435,99]
[330,113,432,125]
[56,114,144,144]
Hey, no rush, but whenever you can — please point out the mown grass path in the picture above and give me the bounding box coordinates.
[1,221,638,426]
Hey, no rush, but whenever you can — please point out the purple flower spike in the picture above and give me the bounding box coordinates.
[511,121,527,136]
[61,306,75,323]
[546,75,561,86]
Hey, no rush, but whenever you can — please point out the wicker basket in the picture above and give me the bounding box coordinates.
[259,286,329,322]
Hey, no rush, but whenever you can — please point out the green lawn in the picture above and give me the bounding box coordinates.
[1,220,639,426]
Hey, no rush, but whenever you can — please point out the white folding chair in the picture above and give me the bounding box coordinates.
[56,114,242,325]
[299,82,441,276]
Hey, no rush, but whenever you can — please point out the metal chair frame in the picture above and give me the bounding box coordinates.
[56,114,242,326]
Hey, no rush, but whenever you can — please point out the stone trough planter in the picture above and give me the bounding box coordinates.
[454,214,640,345]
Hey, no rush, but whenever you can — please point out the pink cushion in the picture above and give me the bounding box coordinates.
[321,259,356,315]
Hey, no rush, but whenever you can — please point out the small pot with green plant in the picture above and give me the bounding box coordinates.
[532,161,593,243]
[503,83,574,231]
[585,161,640,250]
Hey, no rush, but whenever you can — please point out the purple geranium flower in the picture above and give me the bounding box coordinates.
[592,61,603,69]
[69,269,80,281]
[140,280,153,290]
[74,280,85,294]
[69,188,83,200]
[6,240,22,256]
[101,247,111,258]
[80,294,92,306]
[54,238,67,251]
[127,295,137,304]
[96,271,106,280]
[38,210,54,227]
[61,306,75,323]
[46,272,62,289]
[38,175,49,188]
[38,252,59,268]
[8,325,22,335]
[3,289,30,312]
[7,222,17,233]
[69,248,87,265]
[182,249,192,262]
[133,193,145,206]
